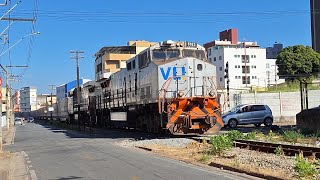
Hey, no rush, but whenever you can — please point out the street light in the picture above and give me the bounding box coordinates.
[0,32,40,58]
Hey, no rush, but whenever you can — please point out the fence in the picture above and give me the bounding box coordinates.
[222,90,320,122]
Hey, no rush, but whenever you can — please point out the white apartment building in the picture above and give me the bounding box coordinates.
[20,87,37,112]
[205,29,283,90]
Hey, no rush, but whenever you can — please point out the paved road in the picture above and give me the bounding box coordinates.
[7,123,258,180]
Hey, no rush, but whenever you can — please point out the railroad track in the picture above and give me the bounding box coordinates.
[190,137,320,158]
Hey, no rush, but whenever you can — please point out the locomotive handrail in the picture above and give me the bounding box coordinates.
[158,77,173,114]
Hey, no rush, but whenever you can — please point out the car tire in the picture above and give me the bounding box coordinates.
[254,123,261,127]
[264,117,273,127]
[228,119,238,128]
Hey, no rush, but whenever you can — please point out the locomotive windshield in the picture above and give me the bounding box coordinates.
[182,49,206,61]
[152,49,180,61]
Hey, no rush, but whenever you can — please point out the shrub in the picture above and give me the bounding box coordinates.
[283,130,304,143]
[244,131,258,140]
[294,154,317,179]
[274,146,284,156]
[226,130,244,141]
[210,135,233,155]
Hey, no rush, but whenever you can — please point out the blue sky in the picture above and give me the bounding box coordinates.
[0,0,312,94]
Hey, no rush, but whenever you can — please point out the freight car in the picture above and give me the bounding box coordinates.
[92,40,225,134]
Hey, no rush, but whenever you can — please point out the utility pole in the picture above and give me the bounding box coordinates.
[0,76,3,152]
[48,85,55,121]
[274,65,277,90]
[70,50,84,131]
[6,65,27,127]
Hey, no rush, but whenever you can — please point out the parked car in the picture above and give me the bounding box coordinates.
[27,117,34,123]
[14,117,23,125]
[222,104,273,128]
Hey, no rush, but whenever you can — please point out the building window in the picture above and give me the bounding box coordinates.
[209,49,211,56]
[241,55,250,63]
[254,65,256,68]
[242,76,250,84]
[219,56,222,60]
[116,63,120,69]
[197,64,203,71]
[234,55,237,58]
[235,65,237,68]
[266,63,270,68]
[251,65,257,69]
[214,57,216,61]
[209,58,212,63]
[242,66,250,73]
[254,55,256,58]
[238,65,240,68]
[220,77,223,82]
[219,67,222,71]
[235,76,237,79]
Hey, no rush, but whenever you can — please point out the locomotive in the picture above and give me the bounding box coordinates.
[35,40,225,134]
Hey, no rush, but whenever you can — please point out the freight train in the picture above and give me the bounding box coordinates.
[34,40,226,134]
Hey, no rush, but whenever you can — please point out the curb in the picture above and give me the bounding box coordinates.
[21,151,38,180]
[208,162,285,180]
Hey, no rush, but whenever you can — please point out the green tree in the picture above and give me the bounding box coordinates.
[276,45,320,79]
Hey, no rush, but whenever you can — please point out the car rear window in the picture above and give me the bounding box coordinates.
[252,105,266,111]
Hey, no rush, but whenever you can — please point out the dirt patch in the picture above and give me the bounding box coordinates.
[0,152,11,180]
[0,151,30,180]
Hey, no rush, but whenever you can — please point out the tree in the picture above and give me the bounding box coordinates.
[276,45,320,79]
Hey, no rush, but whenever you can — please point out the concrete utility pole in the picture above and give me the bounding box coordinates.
[70,50,84,131]
[6,65,27,127]
[48,85,55,121]
[0,76,3,152]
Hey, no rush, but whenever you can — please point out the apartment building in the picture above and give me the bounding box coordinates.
[13,90,20,112]
[204,29,283,90]
[94,40,156,82]
[20,87,37,112]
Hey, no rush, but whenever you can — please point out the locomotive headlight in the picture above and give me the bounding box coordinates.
[178,91,184,97]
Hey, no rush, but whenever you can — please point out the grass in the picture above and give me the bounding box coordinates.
[294,154,318,179]
[199,152,210,163]
[209,135,233,155]
[283,130,304,144]
[255,79,320,93]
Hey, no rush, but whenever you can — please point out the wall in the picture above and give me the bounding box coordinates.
[221,90,320,122]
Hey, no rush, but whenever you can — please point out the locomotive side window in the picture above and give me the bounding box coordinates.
[132,59,136,69]
[138,51,149,68]
[127,62,132,71]
[197,64,203,71]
